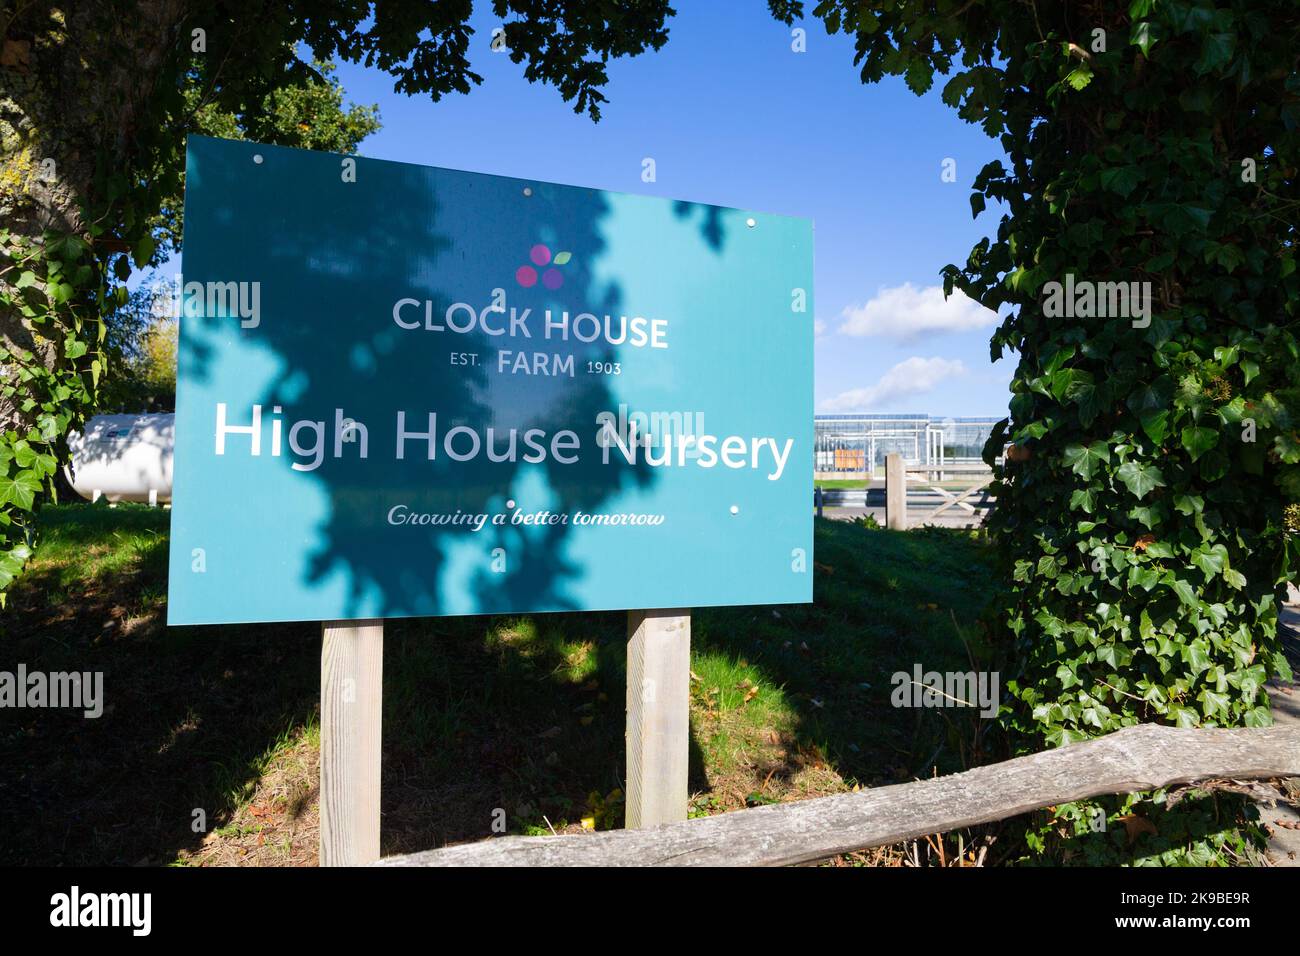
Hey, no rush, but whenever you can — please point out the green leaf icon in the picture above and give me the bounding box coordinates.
[553,251,572,265]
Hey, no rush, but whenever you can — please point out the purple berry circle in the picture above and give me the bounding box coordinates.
[542,268,564,290]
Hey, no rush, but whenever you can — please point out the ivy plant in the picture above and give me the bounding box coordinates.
[773,0,1300,861]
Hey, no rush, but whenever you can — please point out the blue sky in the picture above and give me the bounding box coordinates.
[178,4,1016,417]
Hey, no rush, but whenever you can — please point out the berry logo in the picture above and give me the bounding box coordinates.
[516,243,571,290]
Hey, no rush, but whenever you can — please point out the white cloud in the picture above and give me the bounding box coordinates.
[813,318,828,338]
[839,283,997,341]
[819,356,967,412]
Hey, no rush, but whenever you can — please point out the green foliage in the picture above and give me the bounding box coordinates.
[0,229,104,604]
[99,282,178,413]
[1,1,676,604]
[1023,790,1265,866]
[777,0,1300,862]
[151,59,382,260]
[584,788,625,830]
[0,49,378,594]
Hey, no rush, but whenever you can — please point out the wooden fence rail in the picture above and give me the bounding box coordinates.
[905,465,995,522]
[815,455,995,529]
[376,723,1299,867]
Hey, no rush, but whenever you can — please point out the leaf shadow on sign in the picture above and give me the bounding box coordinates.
[163,142,725,855]
[672,200,728,254]
[178,142,660,620]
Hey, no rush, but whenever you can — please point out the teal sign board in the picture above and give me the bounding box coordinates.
[168,136,813,625]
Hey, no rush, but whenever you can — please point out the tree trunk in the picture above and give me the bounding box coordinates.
[1,1,188,427]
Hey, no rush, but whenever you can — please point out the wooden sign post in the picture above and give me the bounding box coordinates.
[320,620,384,866]
[625,609,691,828]
[885,453,907,530]
[320,609,692,860]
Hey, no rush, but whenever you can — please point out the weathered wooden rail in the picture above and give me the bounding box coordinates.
[376,723,1299,867]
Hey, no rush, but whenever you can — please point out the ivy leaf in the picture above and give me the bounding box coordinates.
[1116,461,1165,499]
[59,235,86,262]
[1243,706,1273,728]
[1128,565,1160,591]
[1207,242,1245,272]
[1063,441,1111,480]
[1199,688,1231,717]
[1127,378,1174,443]
[1195,32,1236,75]
[1129,505,1159,528]
[1050,368,1094,402]
[1044,726,1089,748]
[1130,21,1158,58]
[1190,544,1228,582]
[1198,448,1230,482]
[1099,165,1141,197]
[1165,575,1197,610]
[1138,410,1170,444]
[1180,426,1219,461]
[1158,203,1214,236]
[1185,638,1213,672]
[0,472,40,511]
[1228,664,1267,702]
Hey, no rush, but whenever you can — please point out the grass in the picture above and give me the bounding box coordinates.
[0,501,995,865]
[815,476,994,492]
[814,478,872,489]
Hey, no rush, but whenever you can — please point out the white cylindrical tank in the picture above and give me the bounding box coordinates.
[65,413,174,505]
